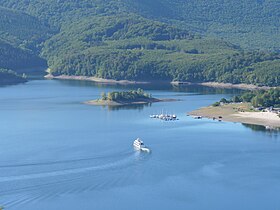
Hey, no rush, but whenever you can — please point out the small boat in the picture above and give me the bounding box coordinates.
[133,138,150,152]
[150,113,178,121]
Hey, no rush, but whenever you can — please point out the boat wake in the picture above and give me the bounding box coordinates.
[0,150,150,209]
[0,150,133,169]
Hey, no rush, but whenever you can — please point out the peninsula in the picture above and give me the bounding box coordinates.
[85,89,176,106]
[190,88,280,128]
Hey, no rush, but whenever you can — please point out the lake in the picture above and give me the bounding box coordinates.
[0,79,279,210]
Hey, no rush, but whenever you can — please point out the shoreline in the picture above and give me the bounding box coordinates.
[45,73,272,90]
[85,98,178,106]
[189,103,280,128]
[199,82,271,90]
[171,81,271,90]
[45,66,273,90]
[44,74,150,85]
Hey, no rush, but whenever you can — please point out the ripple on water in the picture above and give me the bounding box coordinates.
[0,150,151,209]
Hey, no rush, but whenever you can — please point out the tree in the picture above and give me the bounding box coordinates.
[232,96,242,103]
[101,92,107,100]
[113,92,119,100]
[137,88,144,95]
[220,98,228,103]
[212,102,220,107]
[241,92,255,102]
[107,92,113,101]
[252,96,261,107]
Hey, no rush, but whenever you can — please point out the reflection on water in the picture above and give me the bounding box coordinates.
[106,103,152,111]
[57,79,243,95]
[242,123,280,133]
[170,84,244,95]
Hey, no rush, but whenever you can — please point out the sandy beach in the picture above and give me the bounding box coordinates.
[189,103,280,128]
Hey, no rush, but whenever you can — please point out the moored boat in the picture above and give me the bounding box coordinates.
[149,113,178,121]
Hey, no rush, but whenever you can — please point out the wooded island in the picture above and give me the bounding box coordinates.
[86,89,175,106]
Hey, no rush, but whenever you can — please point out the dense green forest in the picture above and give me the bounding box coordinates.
[0,40,46,70]
[248,88,280,108]
[0,6,49,85]
[0,6,51,50]
[0,0,279,86]
[124,0,280,50]
[100,89,152,102]
[2,0,278,49]
[218,88,280,108]
[42,13,279,86]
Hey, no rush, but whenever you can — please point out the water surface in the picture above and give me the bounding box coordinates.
[0,80,279,210]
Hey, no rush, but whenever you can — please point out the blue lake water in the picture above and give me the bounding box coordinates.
[0,79,279,210]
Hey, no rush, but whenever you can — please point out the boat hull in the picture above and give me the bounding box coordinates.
[133,138,150,152]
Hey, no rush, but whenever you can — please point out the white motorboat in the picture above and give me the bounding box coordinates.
[133,138,150,152]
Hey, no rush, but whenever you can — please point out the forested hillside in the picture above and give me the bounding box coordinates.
[124,0,280,50]
[0,6,51,51]
[0,0,279,86]
[0,6,49,84]
[0,40,46,70]
[1,0,279,50]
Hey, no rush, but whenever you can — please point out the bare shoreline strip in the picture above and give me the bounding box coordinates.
[45,73,272,90]
[199,82,271,90]
[171,81,271,90]
[45,74,150,85]
[189,103,280,128]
